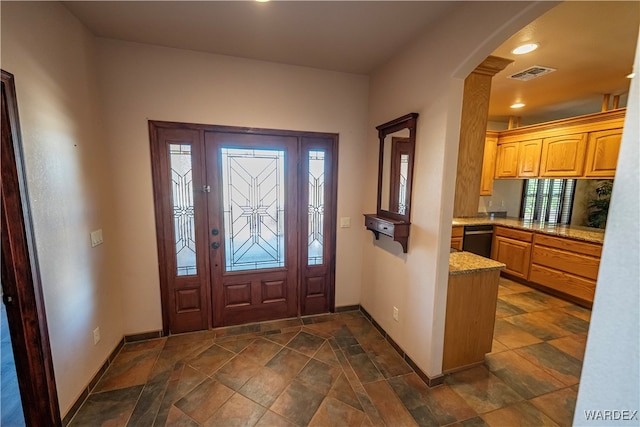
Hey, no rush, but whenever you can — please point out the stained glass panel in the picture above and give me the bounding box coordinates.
[221,148,286,271]
[308,151,325,265]
[170,144,197,276]
[398,153,409,215]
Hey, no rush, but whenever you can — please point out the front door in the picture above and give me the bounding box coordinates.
[150,122,337,333]
[205,132,298,326]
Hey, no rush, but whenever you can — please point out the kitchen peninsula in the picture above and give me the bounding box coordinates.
[444,251,505,373]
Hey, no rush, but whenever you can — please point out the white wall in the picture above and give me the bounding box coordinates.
[1,2,122,416]
[362,1,557,377]
[95,39,370,334]
[574,33,640,425]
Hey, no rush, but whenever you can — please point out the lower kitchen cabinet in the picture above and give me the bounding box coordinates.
[530,233,602,304]
[451,226,464,250]
[444,253,504,373]
[491,226,533,280]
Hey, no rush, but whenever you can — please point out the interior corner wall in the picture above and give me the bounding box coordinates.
[1,2,122,416]
[94,39,370,335]
[362,1,557,378]
[573,32,640,424]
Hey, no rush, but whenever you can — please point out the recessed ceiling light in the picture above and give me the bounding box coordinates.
[627,72,635,79]
[510,103,526,109]
[512,43,539,55]
[256,0,270,2]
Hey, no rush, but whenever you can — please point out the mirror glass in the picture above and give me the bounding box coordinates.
[376,113,418,222]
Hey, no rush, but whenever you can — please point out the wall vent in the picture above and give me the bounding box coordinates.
[508,66,556,81]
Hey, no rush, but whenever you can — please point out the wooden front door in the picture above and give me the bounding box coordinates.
[150,122,337,333]
[205,131,299,326]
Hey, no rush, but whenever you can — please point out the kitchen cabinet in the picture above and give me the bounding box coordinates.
[487,109,625,181]
[539,133,587,177]
[451,226,464,250]
[480,133,498,195]
[584,128,622,178]
[491,226,533,280]
[517,139,542,177]
[530,233,602,304]
[494,142,519,178]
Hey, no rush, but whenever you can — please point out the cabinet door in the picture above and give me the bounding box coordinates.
[491,236,531,279]
[480,135,498,195]
[494,142,519,178]
[540,133,587,177]
[584,128,622,178]
[517,139,542,177]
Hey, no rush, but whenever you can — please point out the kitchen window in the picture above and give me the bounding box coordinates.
[520,179,576,225]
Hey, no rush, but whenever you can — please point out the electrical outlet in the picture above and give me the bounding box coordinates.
[90,229,104,247]
[393,306,399,322]
[93,327,101,345]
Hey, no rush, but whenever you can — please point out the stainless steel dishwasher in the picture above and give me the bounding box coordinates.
[462,225,493,258]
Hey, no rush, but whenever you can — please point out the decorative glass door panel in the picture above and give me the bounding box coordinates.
[170,143,197,276]
[308,150,325,266]
[221,148,286,272]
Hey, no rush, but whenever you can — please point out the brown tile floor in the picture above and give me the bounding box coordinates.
[68,278,589,426]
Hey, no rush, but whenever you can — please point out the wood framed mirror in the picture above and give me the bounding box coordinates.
[364,113,418,253]
[377,113,418,222]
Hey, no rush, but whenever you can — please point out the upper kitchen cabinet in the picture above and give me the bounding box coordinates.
[584,128,622,178]
[494,142,519,178]
[480,132,498,195]
[517,139,542,177]
[539,133,587,177]
[486,109,625,181]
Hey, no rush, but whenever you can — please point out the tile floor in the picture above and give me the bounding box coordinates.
[67,278,590,426]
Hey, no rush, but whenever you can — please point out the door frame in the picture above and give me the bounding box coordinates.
[149,120,338,334]
[1,70,62,426]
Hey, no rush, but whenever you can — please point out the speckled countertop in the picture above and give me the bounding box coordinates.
[452,217,605,244]
[449,251,506,275]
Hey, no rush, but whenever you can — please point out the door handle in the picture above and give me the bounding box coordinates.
[211,229,219,236]
[211,242,220,250]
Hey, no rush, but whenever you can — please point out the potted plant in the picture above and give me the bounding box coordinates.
[587,180,613,229]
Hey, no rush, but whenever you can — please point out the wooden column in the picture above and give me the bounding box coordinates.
[453,56,512,217]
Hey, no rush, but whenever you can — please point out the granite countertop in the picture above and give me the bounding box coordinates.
[452,216,605,244]
[449,251,506,276]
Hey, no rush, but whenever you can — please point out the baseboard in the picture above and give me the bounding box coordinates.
[62,330,163,426]
[359,305,444,388]
[335,304,360,313]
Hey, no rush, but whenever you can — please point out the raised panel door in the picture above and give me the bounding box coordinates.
[494,142,519,178]
[491,235,531,279]
[517,139,542,177]
[540,133,587,177]
[480,135,497,195]
[584,128,622,178]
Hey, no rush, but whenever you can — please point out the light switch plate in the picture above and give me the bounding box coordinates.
[340,217,351,228]
[90,229,103,247]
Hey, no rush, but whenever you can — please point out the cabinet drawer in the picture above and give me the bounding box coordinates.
[534,233,602,257]
[532,246,600,281]
[365,216,394,236]
[451,226,464,238]
[529,264,596,303]
[494,226,533,243]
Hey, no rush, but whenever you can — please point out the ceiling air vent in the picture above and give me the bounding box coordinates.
[508,66,556,81]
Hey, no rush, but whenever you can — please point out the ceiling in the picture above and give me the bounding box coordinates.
[64,1,639,125]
